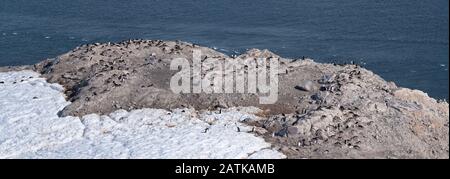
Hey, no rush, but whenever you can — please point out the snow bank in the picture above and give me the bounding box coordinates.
[0,71,284,159]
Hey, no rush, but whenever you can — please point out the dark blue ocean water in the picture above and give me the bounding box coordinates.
[0,0,448,99]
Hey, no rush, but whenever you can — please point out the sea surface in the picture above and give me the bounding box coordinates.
[0,0,448,99]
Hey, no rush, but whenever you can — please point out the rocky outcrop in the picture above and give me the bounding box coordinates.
[25,40,449,158]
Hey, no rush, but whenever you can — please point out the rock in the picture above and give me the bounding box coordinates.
[319,74,336,84]
[274,127,288,137]
[311,93,322,101]
[61,74,80,80]
[295,80,316,92]
[253,127,268,135]
[287,126,299,135]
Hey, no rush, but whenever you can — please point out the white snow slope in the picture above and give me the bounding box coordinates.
[0,71,285,159]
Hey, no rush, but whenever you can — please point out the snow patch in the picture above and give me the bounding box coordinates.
[0,71,284,159]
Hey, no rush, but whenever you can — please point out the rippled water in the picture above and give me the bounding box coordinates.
[0,0,448,99]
